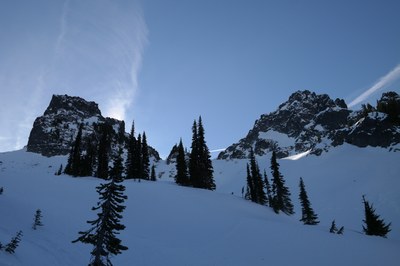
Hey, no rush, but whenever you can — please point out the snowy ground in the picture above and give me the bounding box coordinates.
[0,145,399,265]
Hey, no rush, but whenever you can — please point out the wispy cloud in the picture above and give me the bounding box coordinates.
[50,0,148,122]
[348,64,400,108]
[104,6,148,121]
[210,148,226,153]
[54,0,70,56]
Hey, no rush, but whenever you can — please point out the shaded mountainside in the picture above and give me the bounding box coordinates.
[218,90,400,159]
[27,94,160,160]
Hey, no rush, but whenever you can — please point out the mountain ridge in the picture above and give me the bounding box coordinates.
[218,90,400,159]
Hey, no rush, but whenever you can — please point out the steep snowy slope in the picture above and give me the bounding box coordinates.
[0,147,399,265]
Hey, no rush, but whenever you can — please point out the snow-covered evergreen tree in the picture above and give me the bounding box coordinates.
[73,148,128,265]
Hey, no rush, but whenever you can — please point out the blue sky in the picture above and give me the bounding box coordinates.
[1,0,400,158]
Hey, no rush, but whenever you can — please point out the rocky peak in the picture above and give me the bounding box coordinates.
[27,94,160,160]
[218,90,399,160]
[44,94,101,118]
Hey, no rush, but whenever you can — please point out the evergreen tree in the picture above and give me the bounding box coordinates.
[32,209,44,230]
[362,195,391,237]
[64,124,83,176]
[141,132,150,180]
[189,117,215,190]
[249,149,267,205]
[298,177,319,225]
[96,125,110,180]
[117,121,125,144]
[73,148,128,266]
[263,170,273,207]
[245,164,254,201]
[270,151,294,215]
[134,134,143,180]
[109,147,124,181]
[337,226,344,235]
[329,220,338,233]
[175,139,189,186]
[150,165,156,181]
[55,164,63,176]
[80,135,97,177]
[125,121,136,179]
[189,120,199,187]
[5,231,23,254]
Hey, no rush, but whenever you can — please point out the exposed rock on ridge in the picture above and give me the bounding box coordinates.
[218,90,400,160]
[27,94,160,160]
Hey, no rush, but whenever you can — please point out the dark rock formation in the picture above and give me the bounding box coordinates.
[218,90,400,160]
[27,94,160,160]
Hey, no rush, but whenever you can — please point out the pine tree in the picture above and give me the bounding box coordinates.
[141,132,150,180]
[150,165,156,181]
[64,124,83,176]
[175,139,189,186]
[249,149,267,205]
[32,209,44,230]
[109,147,124,182]
[80,136,96,177]
[337,226,344,235]
[189,117,215,190]
[189,120,199,187]
[270,151,294,215]
[96,125,110,180]
[134,134,143,180]
[329,220,338,233]
[362,195,391,237]
[5,231,23,254]
[245,164,254,201]
[298,177,319,225]
[55,164,63,176]
[73,148,128,266]
[263,170,272,207]
[125,121,136,179]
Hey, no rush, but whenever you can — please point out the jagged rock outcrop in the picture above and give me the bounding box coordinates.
[27,94,160,160]
[218,90,400,159]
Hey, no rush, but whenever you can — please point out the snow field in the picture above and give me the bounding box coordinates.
[0,146,399,265]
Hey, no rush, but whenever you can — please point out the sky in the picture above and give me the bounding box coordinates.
[1,0,400,158]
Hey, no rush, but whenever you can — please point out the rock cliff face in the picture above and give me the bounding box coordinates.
[218,90,400,159]
[27,95,160,160]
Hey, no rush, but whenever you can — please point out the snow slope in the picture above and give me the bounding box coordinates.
[0,146,399,265]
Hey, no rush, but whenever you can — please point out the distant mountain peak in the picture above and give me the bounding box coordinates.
[218,90,399,160]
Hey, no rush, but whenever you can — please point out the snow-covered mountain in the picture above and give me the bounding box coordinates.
[218,90,400,159]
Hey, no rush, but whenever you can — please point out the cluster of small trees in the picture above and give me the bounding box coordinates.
[245,150,295,216]
[174,117,216,190]
[0,209,44,255]
[64,121,154,181]
[125,122,151,181]
[243,151,391,237]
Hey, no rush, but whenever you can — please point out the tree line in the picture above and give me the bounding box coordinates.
[63,121,155,182]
